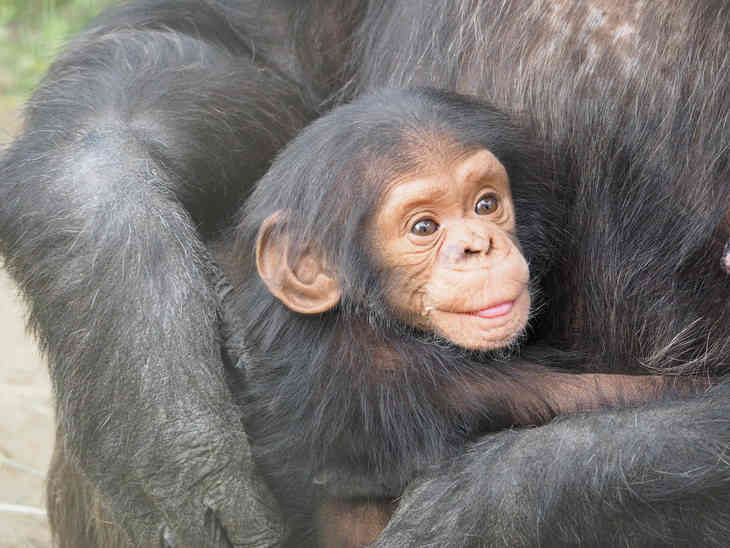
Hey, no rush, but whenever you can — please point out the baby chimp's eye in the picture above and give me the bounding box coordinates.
[411,218,439,236]
[475,194,499,215]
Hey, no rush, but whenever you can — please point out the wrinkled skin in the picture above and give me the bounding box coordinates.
[374,148,531,350]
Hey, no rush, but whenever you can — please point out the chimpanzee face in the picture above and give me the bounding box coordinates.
[371,148,530,350]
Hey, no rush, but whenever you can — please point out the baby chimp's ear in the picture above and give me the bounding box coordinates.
[256,211,341,314]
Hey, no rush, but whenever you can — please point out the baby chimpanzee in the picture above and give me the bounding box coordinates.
[218,88,685,547]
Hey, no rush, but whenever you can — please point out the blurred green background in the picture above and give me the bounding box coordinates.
[0,0,115,104]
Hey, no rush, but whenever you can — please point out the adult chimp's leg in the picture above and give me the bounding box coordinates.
[374,381,730,548]
[0,1,363,545]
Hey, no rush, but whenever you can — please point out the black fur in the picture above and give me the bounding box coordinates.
[0,1,728,547]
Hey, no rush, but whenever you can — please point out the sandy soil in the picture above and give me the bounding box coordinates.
[0,105,54,548]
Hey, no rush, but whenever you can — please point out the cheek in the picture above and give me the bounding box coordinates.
[380,251,440,314]
[385,270,432,320]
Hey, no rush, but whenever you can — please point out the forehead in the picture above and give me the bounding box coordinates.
[379,148,510,207]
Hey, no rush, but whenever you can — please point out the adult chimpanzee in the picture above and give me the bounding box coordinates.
[223,87,709,547]
[0,1,728,548]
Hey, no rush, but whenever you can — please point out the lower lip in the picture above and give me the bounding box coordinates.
[471,301,514,319]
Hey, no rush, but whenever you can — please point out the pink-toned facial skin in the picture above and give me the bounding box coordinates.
[372,148,531,351]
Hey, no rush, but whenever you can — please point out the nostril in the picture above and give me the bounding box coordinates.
[464,238,492,256]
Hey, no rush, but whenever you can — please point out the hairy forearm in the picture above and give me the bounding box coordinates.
[440,360,713,429]
[540,370,714,415]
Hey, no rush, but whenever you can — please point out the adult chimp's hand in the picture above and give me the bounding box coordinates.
[121,397,284,548]
[100,382,284,548]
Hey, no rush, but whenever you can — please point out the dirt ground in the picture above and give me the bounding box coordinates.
[0,105,54,547]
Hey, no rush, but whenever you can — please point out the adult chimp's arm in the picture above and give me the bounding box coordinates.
[0,1,330,545]
[373,379,730,548]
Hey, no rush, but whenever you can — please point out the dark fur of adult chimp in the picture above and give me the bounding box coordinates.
[0,1,728,548]
[219,87,707,547]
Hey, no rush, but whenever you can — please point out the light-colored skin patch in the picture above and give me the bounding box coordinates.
[545,0,644,67]
[449,1,689,111]
[722,240,730,274]
[522,0,672,83]
[373,148,531,350]
[317,498,395,548]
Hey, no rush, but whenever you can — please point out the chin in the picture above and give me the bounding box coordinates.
[438,318,529,352]
[465,330,526,354]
